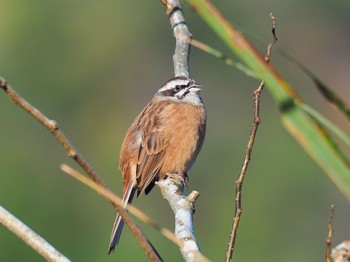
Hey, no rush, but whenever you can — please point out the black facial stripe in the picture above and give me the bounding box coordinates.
[174,84,189,91]
[160,88,177,97]
[160,83,190,98]
[159,77,196,98]
[179,89,190,99]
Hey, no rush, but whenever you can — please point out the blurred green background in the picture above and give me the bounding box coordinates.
[1,0,350,261]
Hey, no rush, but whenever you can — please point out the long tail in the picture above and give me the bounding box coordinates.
[108,182,136,254]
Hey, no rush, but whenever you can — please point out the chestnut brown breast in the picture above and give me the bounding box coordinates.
[119,99,206,196]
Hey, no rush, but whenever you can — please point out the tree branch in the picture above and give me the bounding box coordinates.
[0,205,70,262]
[60,165,165,261]
[0,78,160,261]
[0,77,106,188]
[61,164,179,246]
[162,0,191,77]
[157,180,208,262]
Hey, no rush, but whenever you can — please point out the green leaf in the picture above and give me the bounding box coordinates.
[300,104,350,147]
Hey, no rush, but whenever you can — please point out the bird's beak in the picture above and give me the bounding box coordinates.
[188,83,202,92]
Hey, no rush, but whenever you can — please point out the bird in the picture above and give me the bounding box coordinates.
[108,76,206,254]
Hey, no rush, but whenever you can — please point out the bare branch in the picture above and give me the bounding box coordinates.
[162,0,191,77]
[0,205,70,262]
[225,13,278,262]
[326,204,335,262]
[0,77,161,261]
[157,179,210,262]
[61,164,179,246]
[60,164,164,261]
[0,77,106,188]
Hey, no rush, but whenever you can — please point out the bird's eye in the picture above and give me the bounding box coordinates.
[174,85,181,91]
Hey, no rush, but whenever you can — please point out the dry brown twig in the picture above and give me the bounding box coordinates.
[61,164,179,246]
[225,13,278,262]
[326,204,335,262]
[0,78,106,188]
[61,164,188,261]
[0,78,161,262]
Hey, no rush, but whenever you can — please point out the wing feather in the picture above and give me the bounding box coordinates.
[134,101,169,196]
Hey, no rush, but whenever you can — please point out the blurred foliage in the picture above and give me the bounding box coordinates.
[0,0,349,261]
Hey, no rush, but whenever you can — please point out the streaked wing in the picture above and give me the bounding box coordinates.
[135,101,168,196]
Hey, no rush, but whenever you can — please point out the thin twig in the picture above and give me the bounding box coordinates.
[61,164,179,247]
[264,13,277,63]
[326,204,335,262]
[225,13,278,262]
[0,78,161,261]
[0,205,71,262]
[0,77,106,188]
[61,165,171,261]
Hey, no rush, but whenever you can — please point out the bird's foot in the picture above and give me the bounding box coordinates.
[166,173,188,188]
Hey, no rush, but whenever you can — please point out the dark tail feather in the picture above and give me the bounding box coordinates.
[108,213,125,254]
[108,182,135,254]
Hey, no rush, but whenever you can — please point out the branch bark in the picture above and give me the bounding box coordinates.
[157,180,207,262]
[163,0,192,77]
[0,205,70,262]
